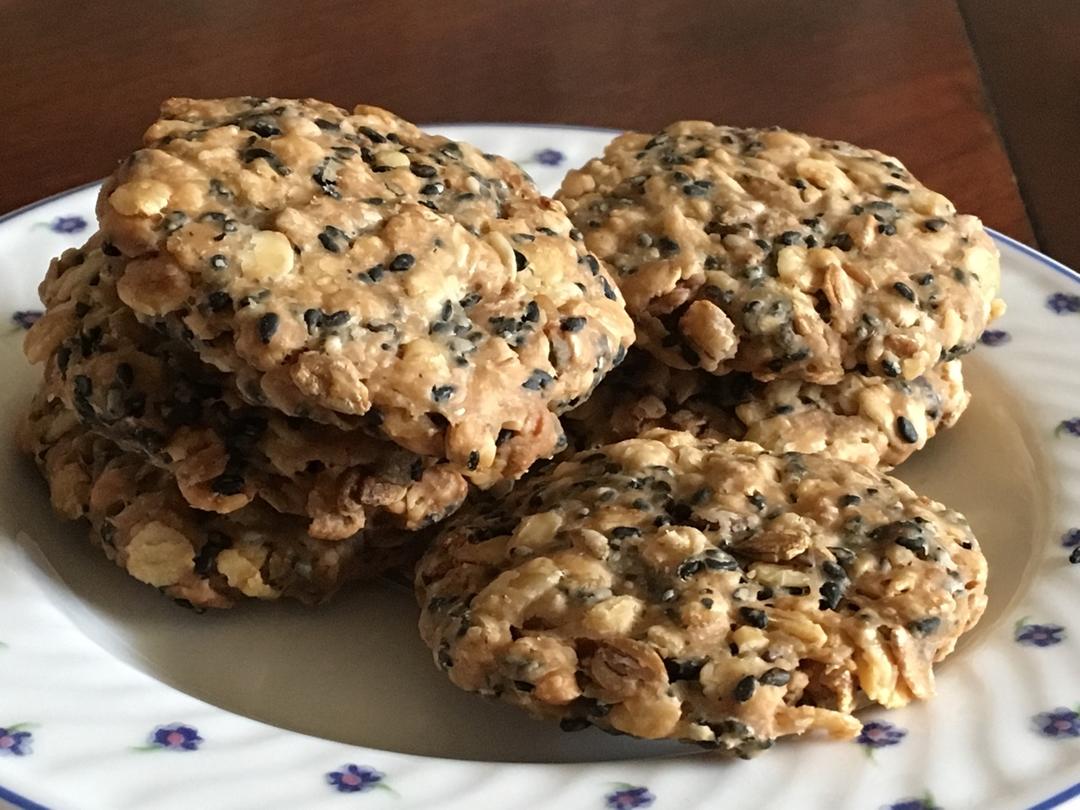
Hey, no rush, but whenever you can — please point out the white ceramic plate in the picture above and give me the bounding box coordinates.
[0,125,1078,810]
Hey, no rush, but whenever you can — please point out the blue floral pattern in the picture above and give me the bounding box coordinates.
[0,725,33,757]
[1047,292,1080,314]
[1034,707,1080,738]
[533,148,565,167]
[144,723,203,751]
[605,785,655,809]
[979,329,1010,346]
[11,310,41,330]
[1056,417,1080,438]
[883,798,941,810]
[39,215,88,234]
[326,764,385,793]
[1015,622,1066,647]
[856,720,907,748]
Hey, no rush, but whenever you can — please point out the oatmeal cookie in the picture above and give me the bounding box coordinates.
[25,241,467,540]
[557,123,1003,383]
[564,350,969,468]
[417,429,987,755]
[20,397,413,608]
[95,97,634,478]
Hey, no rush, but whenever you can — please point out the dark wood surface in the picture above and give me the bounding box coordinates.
[1,0,1064,261]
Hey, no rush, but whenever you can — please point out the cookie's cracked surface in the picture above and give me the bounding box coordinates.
[96,98,634,480]
[417,430,987,754]
[557,123,1002,383]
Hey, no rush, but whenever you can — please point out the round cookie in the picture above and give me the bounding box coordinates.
[20,397,413,608]
[557,123,1003,384]
[25,241,468,540]
[95,97,634,479]
[417,429,987,755]
[564,350,969,468]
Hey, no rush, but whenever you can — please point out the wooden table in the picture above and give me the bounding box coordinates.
[1,0,1076,267]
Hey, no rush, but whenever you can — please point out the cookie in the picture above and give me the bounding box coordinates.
[416,429,987,755]
[564,350,968,468]
[25,241,468,540]
[557,123,1003,383]
[95,97,634,479]
[20,396,413,608]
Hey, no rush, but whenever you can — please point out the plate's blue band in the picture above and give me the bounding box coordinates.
[0,781,50,810]
[0,171,1077,810]
[1029,780,1080,810]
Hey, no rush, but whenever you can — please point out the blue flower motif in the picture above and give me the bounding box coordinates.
[606,786,655,809]
[11,310,42,330]
[884,800,941,810]
[534,148,565,167]
[327,764,385,793]
[49,216,88,234]
[1055,418,1080,438]
[0,726,32,757]
[856,720,907,748]
[1047,292,1080,314]
[1034,707,1080,738]
[1064,529,1080,548]
[1016,623,1066,647]
[149,723,203,751]
[978,329,1010,346]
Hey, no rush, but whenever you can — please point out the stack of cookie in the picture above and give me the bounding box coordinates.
[555,123,1003,468]
[415,123,1003,755]
[19,97,634,607]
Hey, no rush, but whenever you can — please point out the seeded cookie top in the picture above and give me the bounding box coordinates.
[557,123,1002,383]
[25,241,468,539]
[417,429,987,754]
[563,349,969,468]
[96,97,634,477]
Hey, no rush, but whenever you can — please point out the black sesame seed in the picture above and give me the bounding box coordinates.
[821,560,847,580]
[893,282,917,302]
[733,676,757,702]
[390,253,415,272]
[358,126,386,143]
[241,147,290,176]
[313,118,340,131]
[207,290,232,312]
[878,222,897,236]
[917,273,935,286]
[819,580,844,611]
[881,357,901,378]
[410,162,437,178]
[466,450,480,471]
[896,415,919,444]
[739,607,768,628]
[746,491,766,511]
[431,385,455,403]
[700,597,714,609]
[318,225,348,252]
[829,233,854,251]
[664,658,705,682]
[657,236,680,256]
[323,310,350,328]
[210,473,245,496]
[884,183,910,194]
[908,616,942,636]
[839,494,861,507]
[523,301,540,322]
[420,182,444,195]
[1070,547,1080,564]
[611,526,641,540]
[256,313,279,344]
[209,254,229,270]
[304,308,323,332]
[362,264,385,283]
[513,250,529,271]
[759,668,791,687]
[560,316,587,333]
[923,218,946,232]
[683,183,709,197]
[776,231,802,246]
[101,242,122,257]
[522,370,553,391]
